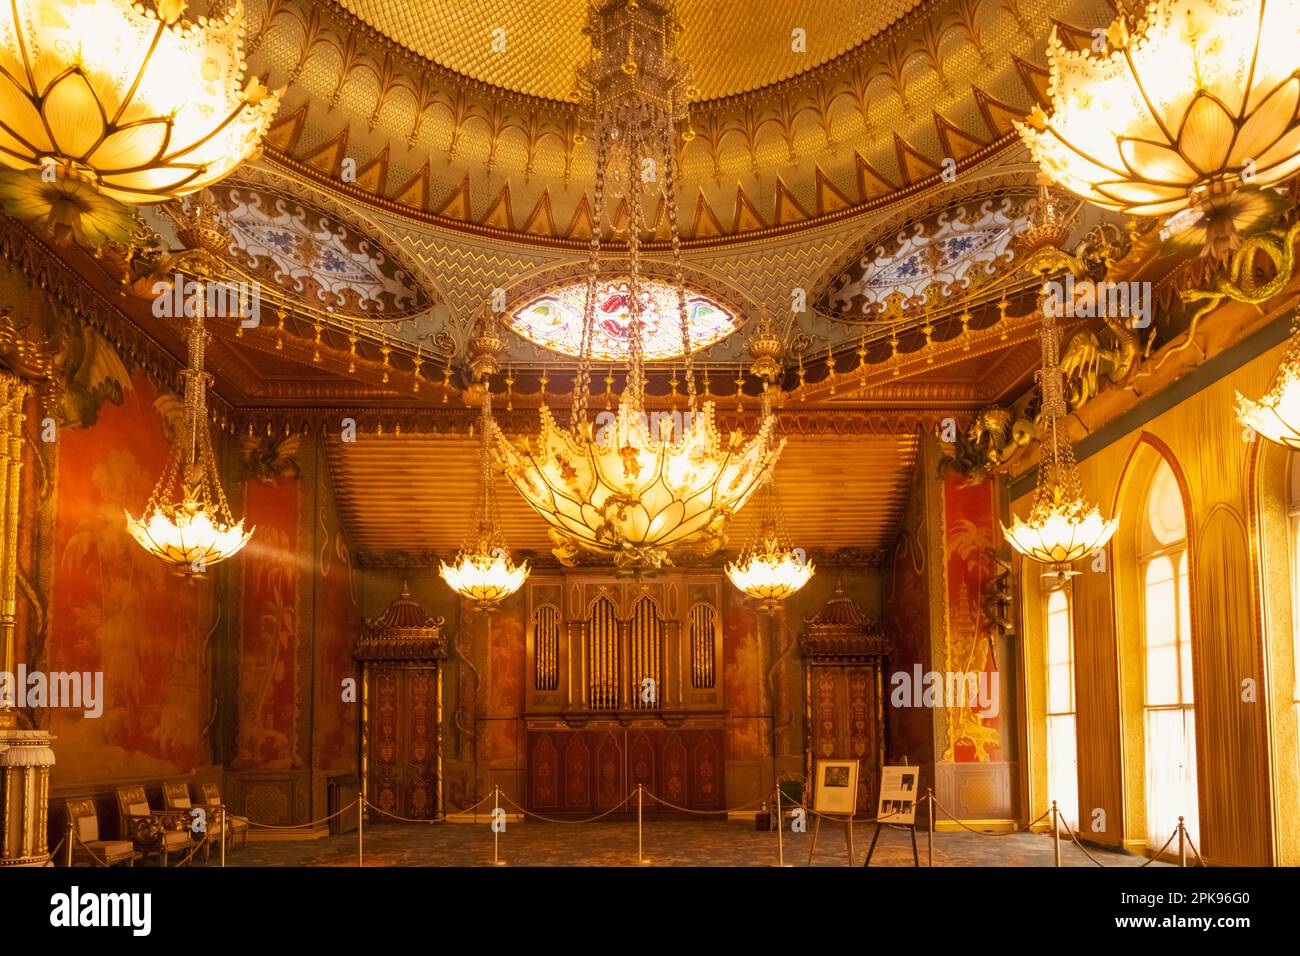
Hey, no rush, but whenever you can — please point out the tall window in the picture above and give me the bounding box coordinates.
[1044,586,1078,830]
[1288,457,1300,755]
[1139,459,1198,849]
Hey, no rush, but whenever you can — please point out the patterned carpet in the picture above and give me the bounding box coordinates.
[196,819,1168,868]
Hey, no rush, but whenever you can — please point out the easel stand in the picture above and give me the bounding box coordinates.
[807,812,856,866]
[862,819,920,867]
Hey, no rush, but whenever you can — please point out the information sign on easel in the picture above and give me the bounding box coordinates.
[863,765,921,867]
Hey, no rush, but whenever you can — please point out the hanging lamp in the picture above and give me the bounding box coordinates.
[440,318,529,610]
[490,0,781,571]
[125,305,252,573]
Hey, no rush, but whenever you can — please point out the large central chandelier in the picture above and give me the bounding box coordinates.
[126,306,252,573]
[492,0,782,570]
[1003,295,1120,582]
[1017,0,1300,256]
[0,0,278,242]
[440,321,529,610]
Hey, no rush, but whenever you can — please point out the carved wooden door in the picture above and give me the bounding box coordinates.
[807,663,883,818]
[367,665,440,820]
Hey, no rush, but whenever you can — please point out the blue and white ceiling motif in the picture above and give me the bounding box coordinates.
[826,197,1033,318]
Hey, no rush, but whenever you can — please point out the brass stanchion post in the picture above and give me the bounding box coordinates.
[1178,817,1186,868]
[637,784,649,864]
[926,789,933,868]
[358,795,364,867]
[772,787,793,867]
[492,785,505,866]
[66,819,73,868]
[220,805,226,868]
[1052,800,1060,868]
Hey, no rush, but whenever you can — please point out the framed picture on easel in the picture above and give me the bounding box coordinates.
[812,759,861,816]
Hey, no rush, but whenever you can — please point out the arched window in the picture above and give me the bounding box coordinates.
[1288,457,1300,744]
[1044,585,1078,830]
[1139,459,1197,849]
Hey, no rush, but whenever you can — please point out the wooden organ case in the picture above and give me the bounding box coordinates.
[801,585,892,819]
[356,585,446,821]
[524,572,726,814]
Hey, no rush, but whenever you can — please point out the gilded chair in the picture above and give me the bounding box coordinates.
[114,785,192,866]
[196,782,249,849]
[64,798,135,867]
[161,781,219,863]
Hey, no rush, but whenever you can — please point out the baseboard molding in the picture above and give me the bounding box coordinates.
[248,825,330,843]
[934,818,1019,833]
[443,812,523,824]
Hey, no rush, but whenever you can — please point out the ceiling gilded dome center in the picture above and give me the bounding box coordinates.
[333,0,929,101]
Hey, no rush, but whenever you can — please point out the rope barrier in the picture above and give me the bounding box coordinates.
[244,798,359,831]
[496,788,635,824]
[1055,814,1110,867]
[642,790,767,816]
[364,789,498,824]
[1182,830,1206,867]
[48,834,67,863]
[928,792,1049,836]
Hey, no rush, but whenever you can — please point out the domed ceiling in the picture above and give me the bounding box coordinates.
[334,0,930,101]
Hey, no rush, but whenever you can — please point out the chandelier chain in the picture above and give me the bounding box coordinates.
[661,119,696,409]
[571,126,609,428]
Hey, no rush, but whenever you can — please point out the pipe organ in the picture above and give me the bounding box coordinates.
[524,572,726,814]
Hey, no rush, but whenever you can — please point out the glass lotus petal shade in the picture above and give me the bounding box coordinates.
[1017,0,1300,247]
[495,399,780,569]
[1003,486,1120,570]
[726,549,814,610]
[1236,324,1300,449]
[126,310,251,574]
[0,0,279,203]
[126,500,252,572]
[439,550,529,612]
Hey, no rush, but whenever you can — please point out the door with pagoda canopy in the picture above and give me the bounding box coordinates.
[357,586,446,820]
[801,586,892,819]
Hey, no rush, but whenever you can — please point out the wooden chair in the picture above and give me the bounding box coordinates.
[161,781,219,863]
[196,782,249,850]
[115,785,192,866]
[64,798,135,867]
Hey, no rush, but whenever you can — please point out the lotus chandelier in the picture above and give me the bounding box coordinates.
[725,473,814,613]
[1017,0,1300,257]
[1004,292,1119,583]
[441,322,529,610]
[125,306,252,574]
[492,0,782,570]
[0,0,278,243]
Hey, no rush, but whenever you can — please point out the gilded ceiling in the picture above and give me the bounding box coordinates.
[333,0,931,101]
[243,0,1114,248]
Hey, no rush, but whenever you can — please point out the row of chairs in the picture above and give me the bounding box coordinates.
[65,782,249,867]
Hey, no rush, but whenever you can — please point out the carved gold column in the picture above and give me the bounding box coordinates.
[0,369,56,866]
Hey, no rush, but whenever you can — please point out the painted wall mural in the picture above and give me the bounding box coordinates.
[314,489,359,774]
[941,476,1003,762]
[235,477,302,769]
[47,372,212,786]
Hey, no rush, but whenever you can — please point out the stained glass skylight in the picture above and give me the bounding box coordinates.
[508,278,739,361]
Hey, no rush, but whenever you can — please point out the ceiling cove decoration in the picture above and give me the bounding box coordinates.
[826,193,1034,317]
[240,0,1111,244]
[206,181,435,320]
[508,278,741,362]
